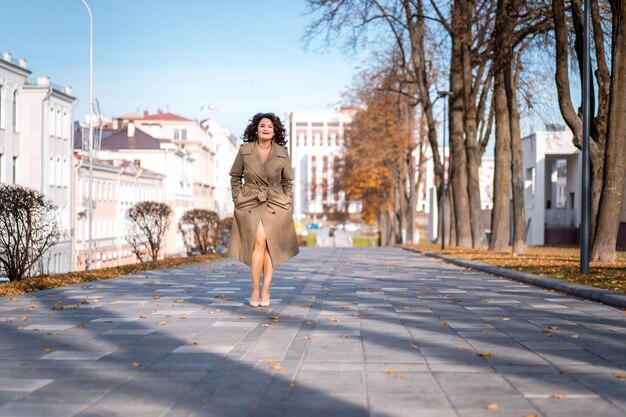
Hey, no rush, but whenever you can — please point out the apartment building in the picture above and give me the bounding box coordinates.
[75,123,193,258]
[1,52,76,274]
[202,118,238,219]
[285,109,360,221]
[73,155,164,270]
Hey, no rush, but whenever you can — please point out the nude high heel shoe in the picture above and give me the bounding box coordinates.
[259,295,270,307]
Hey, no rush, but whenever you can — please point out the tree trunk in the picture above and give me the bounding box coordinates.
[507,63,528,254]
[489,70,512,252]
[449,9,473,247]
[591,2,626,261]
[460,13,486,249]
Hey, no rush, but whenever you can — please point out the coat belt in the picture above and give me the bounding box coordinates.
[245,183,281,202]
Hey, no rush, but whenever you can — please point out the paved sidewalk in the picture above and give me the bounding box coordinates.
[0,248,624,417]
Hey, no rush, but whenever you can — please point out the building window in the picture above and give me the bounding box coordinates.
[12,156,17,183]
[0,85,4,129]
[174,129,180,140]
[12,90,19,132]
[181,129,187,140]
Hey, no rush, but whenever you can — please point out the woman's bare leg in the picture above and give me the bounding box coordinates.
[250,221,267,303]
[261,246,274,303]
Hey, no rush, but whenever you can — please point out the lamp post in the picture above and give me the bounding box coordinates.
[438,91,451,250]
[581,0,590,273]
[80,0,94,270]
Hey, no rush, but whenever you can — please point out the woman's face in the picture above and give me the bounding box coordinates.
[257,118,274,141]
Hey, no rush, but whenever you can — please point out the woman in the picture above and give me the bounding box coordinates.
[228,112,299,307]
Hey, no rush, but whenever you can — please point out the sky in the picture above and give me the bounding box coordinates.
[0,0,362,135]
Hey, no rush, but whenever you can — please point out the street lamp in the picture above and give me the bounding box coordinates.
[581,0,590,273]
[80,0,94,270]
[438,91,451,250]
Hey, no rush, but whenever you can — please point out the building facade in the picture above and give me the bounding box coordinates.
[130,111,215,211]
[1,52,76,274]
[73,155,164,270]
[285,109,359,221]
[202,119,238,219]
[76,123,194,258]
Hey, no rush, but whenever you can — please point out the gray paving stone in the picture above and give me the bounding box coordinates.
[0,247,624,417]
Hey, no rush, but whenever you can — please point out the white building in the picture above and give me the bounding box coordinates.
[523,129,581,246]
[1,52,76,274]
[129,111,215,211]
[76,123,194,258]
[285,109,360,221]
[202,119,238,219]
[73,155,164,270]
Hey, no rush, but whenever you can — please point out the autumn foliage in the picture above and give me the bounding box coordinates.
[343,71,413,243]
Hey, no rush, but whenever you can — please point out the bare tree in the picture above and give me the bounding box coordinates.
[304,0,444,245]
[126,201,172,262]
[0,185,60,281]
[552,0,626,261]
[178,209,220,255]
[217,217,233,252]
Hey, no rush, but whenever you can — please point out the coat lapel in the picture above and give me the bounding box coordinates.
[242,144,268,181]
[264,143,286,178]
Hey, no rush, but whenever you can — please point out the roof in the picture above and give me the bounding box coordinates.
[73,153,164,178]
[74,126,161,150]
[140,111,191,122]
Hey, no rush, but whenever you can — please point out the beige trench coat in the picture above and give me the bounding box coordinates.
[228,141,299,267]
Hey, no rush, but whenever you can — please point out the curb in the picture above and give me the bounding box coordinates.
[401,246,626,310]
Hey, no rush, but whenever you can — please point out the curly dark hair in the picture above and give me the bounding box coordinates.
[242,112,288,146]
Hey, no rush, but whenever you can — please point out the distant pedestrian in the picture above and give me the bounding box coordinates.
[329,226,336,247]
[228,113,299,307]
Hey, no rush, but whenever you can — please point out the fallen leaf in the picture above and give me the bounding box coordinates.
[109,301,119,305]
[179,316,187,319]
[270,365,288,373]
[265,360,277,365]
[327,317,340,322]
[560,370,572,375]
[4,318,13,322]
[485,403,499,410]
[78,324,86,329]
[441,322,450,327]
[131,362,142,368]
[570,334,579,339]
[340,335,350,339]
[410,344,418,349]
[552,393,566,399]
[616,374,626,379]
[260,324,270,328]
[153,294,161,299]
[341,306,351,310]
[52,304,64,310]
[9,298,20,301]
[139,315,146,319]
[306,320,313,325]
[193,342,206,346]
[157,321,167,325]
[174,299,185,303]
[384,369,405,378]
[223,297,235,301]
[300,336,311,341]
[476,352,493,357]
[502,317,511,321]
[548,326,559,330]
[288,383,296,389]
[524,414,538,417]
[42,348,53,353]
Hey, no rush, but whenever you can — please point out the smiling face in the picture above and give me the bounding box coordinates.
[256,118,274,141]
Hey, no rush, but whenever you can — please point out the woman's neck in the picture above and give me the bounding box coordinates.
[257,138,272,148]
